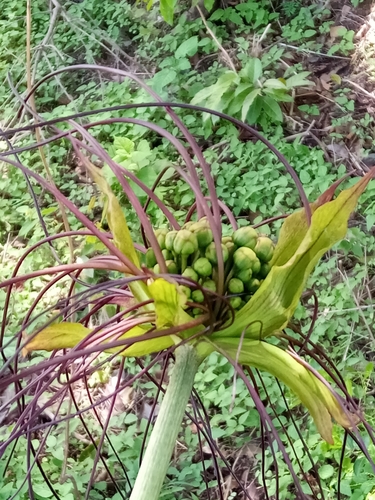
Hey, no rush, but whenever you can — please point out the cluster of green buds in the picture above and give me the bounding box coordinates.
[144,219,275,315]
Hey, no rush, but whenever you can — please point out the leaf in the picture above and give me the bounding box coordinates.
[148,278,188,329]
[160,0,175,24]
[285,72,314,89]
[241,89,261,122]
[319,464,335,479]
[23,321,175,358]
[203,0,216,10]
[191,72,237,113]
[262,96,283,122]
[86,162,139,268]
[243,58,262,84]
[212,338,356,443]
[247,96,263,124]
[217,168,375,340]
[175,36,198,59]
[263,78,287,90]
[150,69,177,94]
[148,278,201,340]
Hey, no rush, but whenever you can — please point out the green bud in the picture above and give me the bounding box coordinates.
[233,247,259,272]
[154,228,168,250]
[254,236,274,262]
[192,289,205,303]
[259,262,271,279]
[203,279,216,292]
[193,257,213,278]
[195,227,213,249]
[162,249,172,260]
[153,263,161,274]
[246,278,261,293]
[180,285,191,299]
[232,226,258,249]
[252,258,261,274]
[166,260,178,274]
[145,248,157,269]
[229,296,242,309]
[228,278,244,294]
[221,236,233,245]
[173,230,198,256]
[205,242,229,265]
[189,218,210,232]
[192,307,203,316]
[182,221,195,230]
[235,268,253,283]
[182,267,199,282]
[165,230,178,251]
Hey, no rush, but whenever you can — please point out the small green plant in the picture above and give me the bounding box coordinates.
[191,58,314,124]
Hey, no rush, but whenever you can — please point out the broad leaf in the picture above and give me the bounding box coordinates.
[211,338,356,443]
[262,96,283,122]
[23,321,175,358]
[175,36,198,59]
[243,58,262,84]
[285,71,314,89]
[160,0,175,24]
[241,89,261,122]
[217,169,375,340]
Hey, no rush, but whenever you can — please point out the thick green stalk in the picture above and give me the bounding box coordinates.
[129,344,200,500]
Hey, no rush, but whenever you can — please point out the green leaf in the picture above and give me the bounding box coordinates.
[210,338,355,443]
[175,36,198,59]
[262,96,283,122]
[319,464,335,479]
[24,321,175,358]
[191,72,237,113]
[149,69,177,94]
[285,72,314,89]
[86,162,139,268]
[247,96,263,124]
[243,58,262,84]
[241,89,261,122]
[160,0,175,24]
[263,78,287,90]
[217,168,375,340]
[203,0,216,10]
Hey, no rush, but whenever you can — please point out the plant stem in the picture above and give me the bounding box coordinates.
[129,344,200,500]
